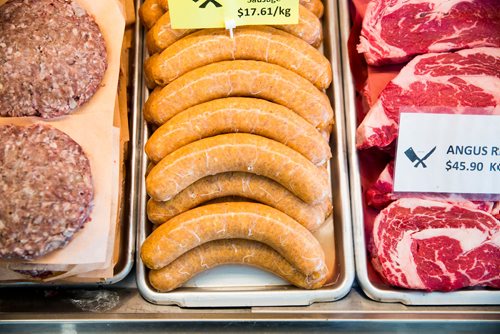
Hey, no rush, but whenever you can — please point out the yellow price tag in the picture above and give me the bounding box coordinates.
[168,0,299,30]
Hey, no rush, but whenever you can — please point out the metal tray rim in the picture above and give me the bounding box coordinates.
[134,0,355,307]
[339,0,500,305]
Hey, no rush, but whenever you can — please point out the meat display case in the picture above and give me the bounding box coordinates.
[0,0,499,329]
[339,0,500,305]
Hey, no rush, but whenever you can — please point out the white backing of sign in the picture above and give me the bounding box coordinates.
[394,113,500,198]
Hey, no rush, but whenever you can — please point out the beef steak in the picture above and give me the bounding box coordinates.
[358,0,500,66]
[356,47,500,149]
[366,160,497,213]
[371,198,500,291]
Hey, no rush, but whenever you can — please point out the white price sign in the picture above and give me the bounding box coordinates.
[394,113,500,199]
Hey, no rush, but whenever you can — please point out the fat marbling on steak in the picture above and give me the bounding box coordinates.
[0,0,107,118]
[358,0,500,65]
[356,47,500,150]
[365,160,498,213]
[371,198,500,291]
[0,124,94,260]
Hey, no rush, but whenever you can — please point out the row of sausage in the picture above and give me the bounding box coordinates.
[138,0,335,292]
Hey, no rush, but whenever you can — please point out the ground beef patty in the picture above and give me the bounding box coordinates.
[0,0,107,118]
[0,124,94,260]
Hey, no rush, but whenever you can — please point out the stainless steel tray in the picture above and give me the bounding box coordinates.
[134,0,355,307]
[339,0,500,305]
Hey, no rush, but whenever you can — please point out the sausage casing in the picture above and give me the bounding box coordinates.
[149,239,328,292]
[139,0,165,29]
[147,172,332,231]
[145,97,331,166]
[300,0,324,18]
[141,202,327,279]
[146,133,330,204]
[144,26,332,89]
[144,60,333,131]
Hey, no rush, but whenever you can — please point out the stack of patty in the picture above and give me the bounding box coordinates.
[0,0,107,262]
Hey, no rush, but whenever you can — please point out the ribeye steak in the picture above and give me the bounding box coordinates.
[371,198,500,291]
[358,0,500,65]
[356,47,500,149]
[366,160,497,213]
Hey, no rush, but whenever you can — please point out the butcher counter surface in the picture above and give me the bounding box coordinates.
[0,270,499,332]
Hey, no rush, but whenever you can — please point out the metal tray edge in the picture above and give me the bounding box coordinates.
[328,0,356,302]
[134,0,355,307]
[339,0,500,306]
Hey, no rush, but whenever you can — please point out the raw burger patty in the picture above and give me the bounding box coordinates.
[0,124,94,260]
[0,0,107,118]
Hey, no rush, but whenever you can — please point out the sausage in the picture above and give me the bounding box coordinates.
[281,4,323,47]
[141,202,328,279]
[149,239,328,292]
[202,196,251,205]
[145,5,322,54]
[158,0,169,10]
[139,0,165,29]
[145,97,331,166]
[300,0,324,18]
[144,26,332,89]
[144,60,334,131]
[145,11,190,55]
[146,133,330,204]
[147,172,333,231]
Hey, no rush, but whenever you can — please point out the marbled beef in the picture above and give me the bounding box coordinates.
[356,48,500,149]
[371,198,500,291]
[358,0,500,65]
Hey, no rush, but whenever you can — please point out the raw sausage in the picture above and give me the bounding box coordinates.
[145,97,331,166]
[149,239,328,292]
[158,0,169,10]
[145,5,322,54]
[139,0,165,29]
[281,4,322,47]
[143,60,334,131]
[145,11,188,55]
[146,133,330,204]
[301,0,324,18]
[147,172,333,231]
[144,26,332,89]
[141,202,327,278]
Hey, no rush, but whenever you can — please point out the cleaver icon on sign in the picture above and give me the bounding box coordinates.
[404,146,436,168]
[192,0,223,8]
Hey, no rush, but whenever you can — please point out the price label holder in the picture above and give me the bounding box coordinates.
[393,112,500,200]
[168,0,299,29]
